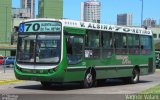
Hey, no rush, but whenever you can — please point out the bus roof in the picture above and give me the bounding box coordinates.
[20,18,152,36]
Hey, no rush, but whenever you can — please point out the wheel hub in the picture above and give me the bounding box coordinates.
[133,70,138,81]
[86,73,93,84]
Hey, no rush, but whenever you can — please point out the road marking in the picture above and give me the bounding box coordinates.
[0,80,24,85]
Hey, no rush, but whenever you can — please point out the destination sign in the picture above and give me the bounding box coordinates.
[19,21,61,33]
[63,20,152,36]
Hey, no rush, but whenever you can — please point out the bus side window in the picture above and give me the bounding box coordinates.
[134,35,140,55]
[114,33,127,55]
[128,34,134,54]
[141,45,146,54]
[140,36,152,55]
[85,30,100,58]
[66,35,84,64]
[87,31,99,48]
[128,34,140,55]
[101,31,113,58]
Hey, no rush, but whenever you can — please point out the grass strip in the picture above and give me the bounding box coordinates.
[141,84,160,94]
[126,85,160,100]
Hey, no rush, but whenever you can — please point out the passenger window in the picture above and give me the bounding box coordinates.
[114,33,127,55]
[102,32,113,48]
[128,34,140,55]
[133,35,140,55]
[128,35,134,54]
[85,30,100,58]
[66,35,84,64]
[102,32,113,58]
[86,30,99,48]
[140,36,152,54]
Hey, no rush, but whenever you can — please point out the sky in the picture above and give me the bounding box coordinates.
[12,0,160,26]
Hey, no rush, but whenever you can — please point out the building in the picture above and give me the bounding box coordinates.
[12,8,31,18]
[149,27,160,50]
[38,0,63,19]
[0,0,12,56]
[12,7,32,50]
[12,8,28,47]
[10,1,34,56]
[81,0,101,23]
[143,18,156,27]
[117,13,132,26]
[21,0,35,18]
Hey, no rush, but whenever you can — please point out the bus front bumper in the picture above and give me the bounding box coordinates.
[14,66,64,82]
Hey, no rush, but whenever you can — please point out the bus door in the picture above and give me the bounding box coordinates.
[65,35,84,65]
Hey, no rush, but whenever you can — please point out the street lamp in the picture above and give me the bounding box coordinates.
[141,0,144,27]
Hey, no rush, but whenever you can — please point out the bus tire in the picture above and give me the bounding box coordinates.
[121,77,129,84]
[41,82,52,88]
[83,70,95,88]
[130,69,140,84]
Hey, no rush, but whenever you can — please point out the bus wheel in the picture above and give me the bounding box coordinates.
[130,69,140,84]
[83,71,94,88]
[41,82,52,88]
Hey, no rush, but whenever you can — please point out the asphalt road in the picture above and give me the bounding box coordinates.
[0,70,160,100]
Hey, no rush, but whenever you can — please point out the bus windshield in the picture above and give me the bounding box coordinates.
[17,34,61,64]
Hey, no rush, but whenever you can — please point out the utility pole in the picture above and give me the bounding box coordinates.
[141,0,144,27]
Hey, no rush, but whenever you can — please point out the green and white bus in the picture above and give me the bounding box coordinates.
[15,18,155,88]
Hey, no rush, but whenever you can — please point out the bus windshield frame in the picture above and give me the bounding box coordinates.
[17,21,62,65]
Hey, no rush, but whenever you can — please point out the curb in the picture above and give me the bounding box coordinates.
[0,80,24,85]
